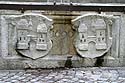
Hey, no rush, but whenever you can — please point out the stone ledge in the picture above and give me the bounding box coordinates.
[0,57,124,69]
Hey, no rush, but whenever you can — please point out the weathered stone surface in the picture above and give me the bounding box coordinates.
[72,14,114,58]
[119,15,125,66]
[0,67,125,82]
[1,13,53,59]
[50,19,76,55]
[0,9,124,68]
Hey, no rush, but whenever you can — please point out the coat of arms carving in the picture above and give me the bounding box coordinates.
[72,14,113,58]
[6,14,53,59]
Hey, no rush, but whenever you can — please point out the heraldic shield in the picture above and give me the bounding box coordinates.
[72,14,114,58]
[6,14,53,59]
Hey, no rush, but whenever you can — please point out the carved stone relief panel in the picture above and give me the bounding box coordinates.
[2,14,53,59]
[72,14,114,58]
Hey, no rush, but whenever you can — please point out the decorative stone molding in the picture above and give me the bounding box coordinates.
[72,14,114,58]
[2,13,53,59]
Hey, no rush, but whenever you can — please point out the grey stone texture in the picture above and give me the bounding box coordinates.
[72,14,113,58]
[1,14,53,59]
[0,2,124,69]
[0,67,124,83]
